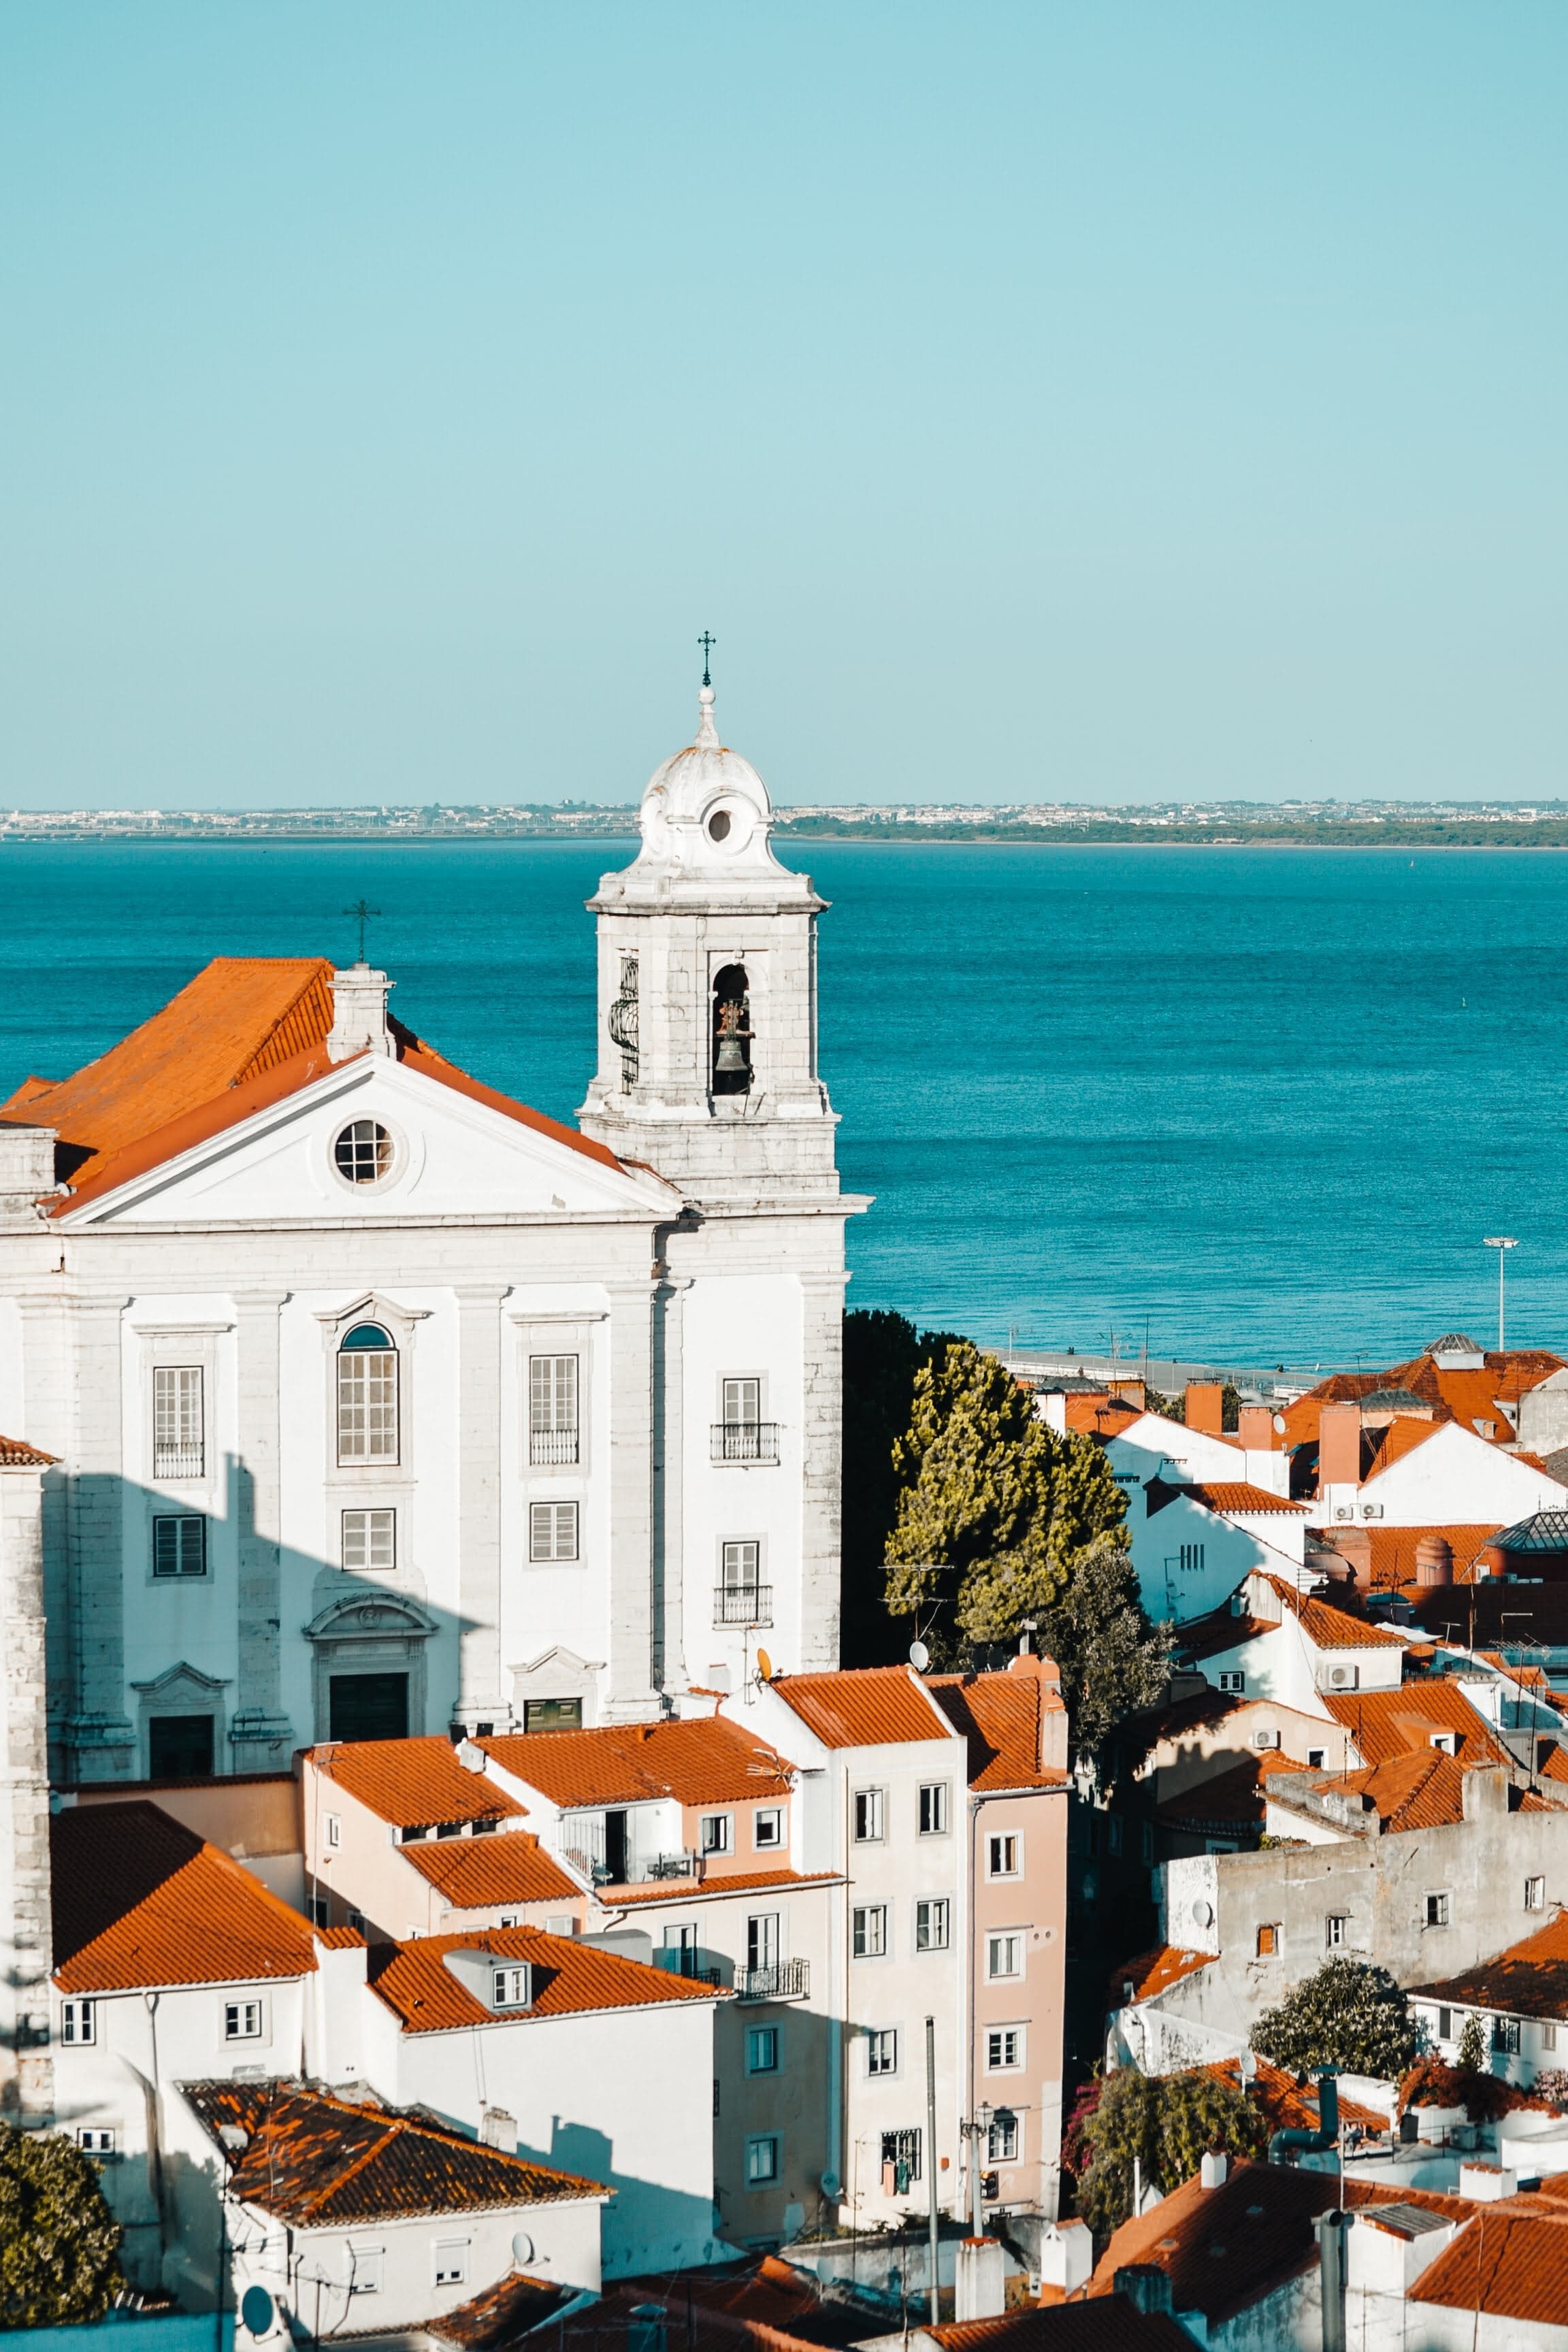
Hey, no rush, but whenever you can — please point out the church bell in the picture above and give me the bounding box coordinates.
[714,1027,749,1077]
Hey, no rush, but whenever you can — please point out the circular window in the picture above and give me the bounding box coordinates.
[334,1119,393,1185]
[707,808,732,842]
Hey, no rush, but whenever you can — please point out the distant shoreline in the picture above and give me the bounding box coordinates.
[6,828,1568,851]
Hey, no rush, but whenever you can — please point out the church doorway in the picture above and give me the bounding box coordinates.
[329,1672,409,1742]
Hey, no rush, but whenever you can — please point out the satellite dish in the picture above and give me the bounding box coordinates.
[510,2232,535,2268]
[756,1648,774,1682]
[1273,1412,1286,1434]
[821,2170,843,2201]
[909,1640,930,1673]
[1191,1898,1214,1929]
[240,2287,274,2339]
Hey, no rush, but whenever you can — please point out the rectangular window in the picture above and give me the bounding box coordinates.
[1426,1892,1450,1928]
[224,1999,263,2041]
[854,1788,885,1843]
[337,1345,398,1466]
[918,1782,949,1836]
[1218,1671,1245,1694]
[1307,1749,1326,1769]
[721,1539,761,1589]
[524,1697,582,1733]
[342,1508,396,1573]
[491,1965,531,2009]
[325,1813,342,1850]
[152,1514,207,1578]
[1179,1541,1205,1573]
[746,2134,780,2186]
[154,1365,204,1479]
[747,2025,780,2074]
[349,2248,384,2296]
[1545,2023,1559,2053]
[852,1905,887,1959]
[985,2027,1022,2071]
[986,1933,1023,1980]
[987,1833,1019,1878]
[61,1999,95,2046]
[1527,1876,1547,1911]
[987,2111,1020,2164]
[1257,1923,1279,1958]
[529,1501,579,1563]
[866,2028,898,2076]
[433,2242,468,2287]
[76,2128,116,2154]
[1494,2016,1522,2056]
[881,2129,921,2185]
[754,1807,783,1850]
[747,1914,780,1972]
[529,1354,580,1466]
[1326,1914,1348,1949]
[915,1898,951,1953]
[723,1377,762,1425]
[1438,2007,1452,2040]
[701,1813,732,1856]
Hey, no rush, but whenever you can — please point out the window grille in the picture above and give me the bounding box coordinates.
[337,1326,397,1465]
[529,1355,579,1465]
[529,1501,578,1563]
[153,1366,204,1479]
[334,1120,393,1185]
[152,1514,207,1578]
[881,2129,920,2185]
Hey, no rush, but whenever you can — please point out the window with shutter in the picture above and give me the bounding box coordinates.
[152,1515,208,1578]
[529,1501,579,1563]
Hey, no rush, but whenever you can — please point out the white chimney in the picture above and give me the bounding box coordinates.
[1039,2220,1092,2296]
[327,967,395,1062]
[0,1123,59,1226]
[1200,2150,1228,2190]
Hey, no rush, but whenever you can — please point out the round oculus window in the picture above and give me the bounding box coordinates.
[707,807,732,842]
[334,1118,394,1185]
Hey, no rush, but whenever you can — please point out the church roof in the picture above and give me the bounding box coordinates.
[0,954,627,1210]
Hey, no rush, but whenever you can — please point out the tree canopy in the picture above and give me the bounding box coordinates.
[840,1309,953,1667]
[1067,2067,1266,2241]
[0,2125,123,2328]
[1252,1957,1422,2081]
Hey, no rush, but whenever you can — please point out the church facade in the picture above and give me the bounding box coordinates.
[0,686,864,1782]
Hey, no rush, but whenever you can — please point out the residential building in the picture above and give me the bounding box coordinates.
[1100,1402,1301,1624]
[1172,1570,1409,1712]
[0,678,864,1782]
[1409,1908,1568,2087]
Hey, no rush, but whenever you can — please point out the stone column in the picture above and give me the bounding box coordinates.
[454,1285,506,1731]
[64,1296,134,1779]
[653,1277,690,1695]
[231,1291,293,1767]
[15,1295,72,1773]
[0,1460,55,2121]
[797,1271,850,1671]
[602,1277,660,1720]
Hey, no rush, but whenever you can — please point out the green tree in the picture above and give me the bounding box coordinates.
[841,1310,953,1667]
[1071,2067,1266,2241]
[0,2125,123,2328]
[1456,2012,1488,2075]
[1032,1533,1169,1756]
[1252,1958,1422,2080]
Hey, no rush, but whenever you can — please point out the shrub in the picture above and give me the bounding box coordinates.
[0,2125,123,2328]
[1530,2068,1568,2112]
[1070,2066,1266,2242]
[1252,1957,1422,2080]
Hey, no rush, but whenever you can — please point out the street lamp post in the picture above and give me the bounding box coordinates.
[1483,1237,1519,1352]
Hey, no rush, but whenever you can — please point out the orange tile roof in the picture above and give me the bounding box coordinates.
[1262,1577,1409,1650]
[398,1829,583,1909]
[52,1801,317,1993]
[1206,2057,1386,2135]
[184,2078,607,2223]
[1411,2202,1568,2321]
[1409,1908,1568,2019]
[1,954,627,1214]
[1322,1678,1514,1770]
[928,2305,1192,2352]
[1288,1749,1469,1833]
[1087,2158,1336,2324]
[426,2272,575,2348]
[480,1716,793,1808]
[766,1665,953,1748]
[1108,1944,1213,2006]
[1280,1350,1568,1458]
[605,1869,842,1907]
[1362,1524,1502,1590]
[369,1925,726,2031]
[1166,1480,1307,1517]
[0,1433,56,1465]
[926,1662,1068,1790]
[1062,1395,1143,1437]
[309,1737,526,1831]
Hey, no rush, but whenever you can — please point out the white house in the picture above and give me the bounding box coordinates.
[1177,1572,1409,1715]
[1102,1414,1307,1623]
[0,681,866,1779]
[1314,1410,1568,1536]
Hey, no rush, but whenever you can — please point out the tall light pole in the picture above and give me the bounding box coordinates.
[1484,1237,1518,1352]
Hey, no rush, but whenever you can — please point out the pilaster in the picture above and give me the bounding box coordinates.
[15,1295,72,1767]
[0,1463,55,2120]
[231,1290,293,1765]
[63,1296,135,1778]
[653,1276,690,1694]
[798,1271,850,1671]
[454,1284,507,1729]
[602,1277,661,1720]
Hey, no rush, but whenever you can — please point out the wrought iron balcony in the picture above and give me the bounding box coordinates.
[153,1445,205,1481]
[736,1958,809,2002]
[529,1427,580,1467]
[713,1584,772,1628]
[710,1421,780,1465]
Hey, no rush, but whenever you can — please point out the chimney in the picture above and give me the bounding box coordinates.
[1463,1762,1510,1820]
[1237,1405,1273,1450]
[1318,1402,1362,1494]
[1186,1383,1224,1437]
[1200,2150,1228,2189]
[0,1122,59,1228]
[327,966,395,1062]
[1415,1535,1452,1588]
[1114,2266,1173,2316]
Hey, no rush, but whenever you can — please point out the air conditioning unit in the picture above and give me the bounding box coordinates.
[1361,1504,1384,1520]
[1328,1665,1360,1691]
[1252,1729,1281,1750]
[1334,1507,1354,1522]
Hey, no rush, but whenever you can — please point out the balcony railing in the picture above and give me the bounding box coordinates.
[556,1819,702,1887]
[710,1422,780,1465]
[736,1958,809,2003]
[713,1584,773,1628]
[153,1445,205,1481]
[529,1427,580,1467]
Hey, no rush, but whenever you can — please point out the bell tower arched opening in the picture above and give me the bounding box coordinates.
[711,964,752,1096]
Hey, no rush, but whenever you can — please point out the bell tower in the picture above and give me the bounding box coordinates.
[578,683,839,1202]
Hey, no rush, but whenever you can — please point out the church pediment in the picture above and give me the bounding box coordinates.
[304,1590,438,1644]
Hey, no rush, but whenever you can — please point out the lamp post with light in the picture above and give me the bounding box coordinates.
[1483,1237,1519,1352]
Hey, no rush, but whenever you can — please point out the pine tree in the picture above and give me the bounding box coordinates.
[1252,1957,1421,2080]
[0,2125,123,2328]
[1456,2012,1488,2076]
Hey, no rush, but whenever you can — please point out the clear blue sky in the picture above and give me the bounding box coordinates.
[2,3,1564,810]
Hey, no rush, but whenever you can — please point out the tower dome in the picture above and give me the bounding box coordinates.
[626,686,796,891]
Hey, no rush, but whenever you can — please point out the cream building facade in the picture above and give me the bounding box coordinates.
[0,685,864,1782]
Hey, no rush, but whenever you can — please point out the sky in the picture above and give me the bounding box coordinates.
[1,3,1564,811]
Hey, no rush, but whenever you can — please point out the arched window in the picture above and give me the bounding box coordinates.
[338,1322,398,1465]
[712,964,752,1096]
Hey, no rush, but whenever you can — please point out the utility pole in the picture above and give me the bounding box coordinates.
[1483,1237,1518,1351]
[925,2017,940,2327]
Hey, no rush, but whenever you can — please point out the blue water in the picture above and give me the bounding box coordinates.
[2,840,1566,1364]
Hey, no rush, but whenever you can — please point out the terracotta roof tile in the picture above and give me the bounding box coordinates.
[1360,1524,1502,1590]
[928,2302,1192,2352]
[615,2253,887,2349]
[183,2078,606,2223]
[1411,2202,1568,2321]
[926,1661,1068,1790]
[1262,1577,1409,1650]
[425,2271,575,2348]
[368,1925,728,2032]
[1362,1416,1444,1476]
[1088,2157,1336,2323]
[1294,1748,1469,1831]
[1173,1612,1273,1665]
[0,1433,56,1465]
[1321,1679,1514,1770]
[1108,1944,1213,2006]
[480,1717,793,1808]
[310,1737,526,1831]
[398,1829,584,1910]
[1147,1479,1306,1518]
[766,1665,953,1749]
[1409,1908,1568,2019]
[51,1801,317,1993]
[1206,2057,1386,2136]
[604,1869,841,1907]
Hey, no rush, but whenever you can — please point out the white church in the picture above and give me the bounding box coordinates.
[0,684,865,1782]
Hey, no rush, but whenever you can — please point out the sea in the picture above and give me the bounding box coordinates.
[3,838,1566,1370]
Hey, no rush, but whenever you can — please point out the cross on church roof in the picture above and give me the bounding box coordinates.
[342,899,381,964]
[698,631,716,689]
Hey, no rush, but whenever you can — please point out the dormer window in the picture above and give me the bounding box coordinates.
[491,1964,532,2010]
[338,1324,398,1465]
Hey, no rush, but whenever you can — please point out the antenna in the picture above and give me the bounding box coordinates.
[909,1639,930,1673]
